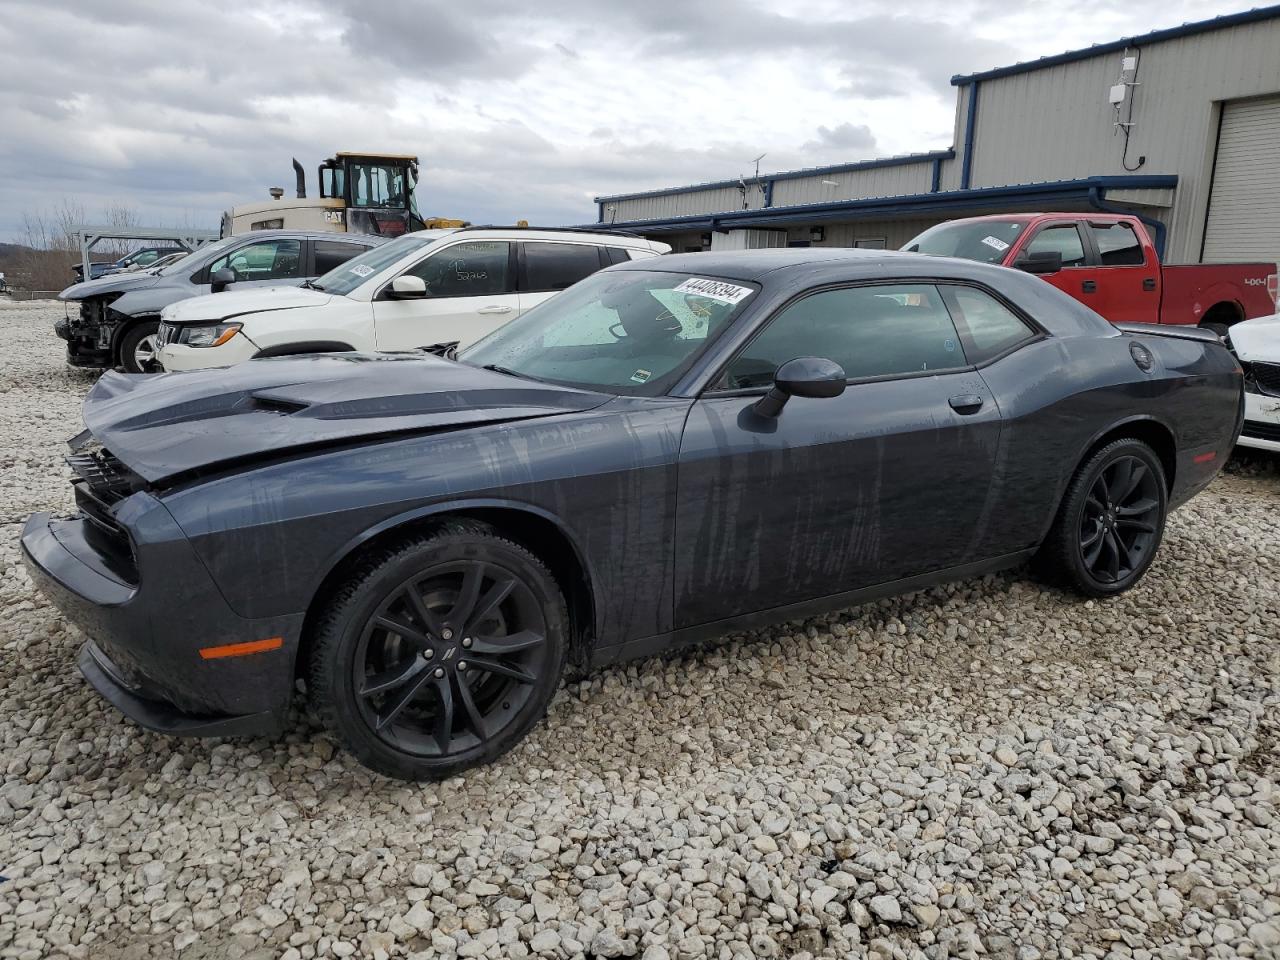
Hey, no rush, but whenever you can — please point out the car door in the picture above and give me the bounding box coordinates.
[372,240,519,350]
[1013,222,1096,308]
[1084,220,1160,324]
[517,241,610,315]
[673,281,1003,627]
[201,237,307,292]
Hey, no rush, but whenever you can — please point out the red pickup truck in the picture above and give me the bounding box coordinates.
[904,213,1278,333]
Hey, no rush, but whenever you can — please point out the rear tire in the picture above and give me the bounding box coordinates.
[1036,438,1168,597]
[118,320,161,373]
[308,520,568,780]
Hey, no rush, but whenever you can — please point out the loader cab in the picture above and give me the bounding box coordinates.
[318,152,421,237]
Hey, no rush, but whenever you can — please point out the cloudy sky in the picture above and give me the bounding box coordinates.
[0,0,1246,241]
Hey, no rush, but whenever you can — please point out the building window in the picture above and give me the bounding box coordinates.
[854,238,887,249]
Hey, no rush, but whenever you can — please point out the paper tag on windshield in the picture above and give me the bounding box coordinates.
[674,277,753,305]
[981,236,1010,252]
[349,264,375,277]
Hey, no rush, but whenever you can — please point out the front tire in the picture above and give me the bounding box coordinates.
[118,320,161,373]
[1037,438,1168,597]
[308,520,568,780]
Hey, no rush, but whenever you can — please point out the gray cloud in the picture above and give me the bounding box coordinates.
[803,123,879,156]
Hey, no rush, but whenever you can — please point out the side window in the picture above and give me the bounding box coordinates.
[208,239,303,281]
[605,247,633,265]
[524,242,604,292]
[943,286,1036,365]
[314,241,369,275]
[1092,222,1145,266]
[1024,224,1088,267]
[723,284,965,389]
[406,241,511,297]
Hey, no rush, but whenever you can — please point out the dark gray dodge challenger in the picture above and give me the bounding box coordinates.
[23,249,1243,780]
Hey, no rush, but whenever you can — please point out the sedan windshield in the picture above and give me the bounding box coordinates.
[902,220,1028,264]
[314,233,435,296]
[460,270,758,396]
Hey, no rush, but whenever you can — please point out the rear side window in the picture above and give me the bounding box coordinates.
[1092,222,1145,266]
[523,242,603,292]
[314,241,369,275]
[722,283,966,388]
[1025,225,1088,267]
[605,247,633,265]
[943,286,1036,364]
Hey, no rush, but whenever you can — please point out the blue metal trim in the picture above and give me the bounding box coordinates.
[960,81,979,190]
[930,158,942,193]
[951,5,1280,85]
[763,180,775,208]
[594,150,955,203]
[1086,185,1168,259]
[578,175,1179,234]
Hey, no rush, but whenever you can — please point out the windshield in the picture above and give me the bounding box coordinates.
[158,236,238,276]
[350,162,408,208]
[314,233,434,296]
[902,220,1028,264]
[460,270,757,396]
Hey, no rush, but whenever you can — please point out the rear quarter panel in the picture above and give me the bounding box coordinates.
[976,330,1240,555]
[1159,264,1277,325]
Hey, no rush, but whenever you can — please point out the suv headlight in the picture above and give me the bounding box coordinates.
[179,322,242,347]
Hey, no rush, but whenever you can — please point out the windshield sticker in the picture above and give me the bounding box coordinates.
[630,368,652,384]
[349,264,375,277]
[981,236,1010,252]
[673,277,754,305]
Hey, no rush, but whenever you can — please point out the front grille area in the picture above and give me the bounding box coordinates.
[67,447,144,583]
[1241,420,1280,443]
[1244,361,1280,396]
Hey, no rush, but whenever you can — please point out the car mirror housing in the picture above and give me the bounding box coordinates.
[388,275,427,299]
[210,268,237,293]
[753,356,847,417]
[1016,250,1063,274]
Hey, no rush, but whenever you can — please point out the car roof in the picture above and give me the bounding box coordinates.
[439,226,661,248]
[220,229,391,244]
[610,247,932,282]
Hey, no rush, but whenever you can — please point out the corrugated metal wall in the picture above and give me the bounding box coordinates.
[968,18,1280,262]
[771,162,935,207]
[603,185,760,223]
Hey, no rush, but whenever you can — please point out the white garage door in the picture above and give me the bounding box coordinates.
[1202,95,1280,262]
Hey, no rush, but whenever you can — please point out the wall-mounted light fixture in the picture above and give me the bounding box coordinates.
[810,226,825,242]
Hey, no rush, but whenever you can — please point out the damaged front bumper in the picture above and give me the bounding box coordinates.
[21,504,303,738]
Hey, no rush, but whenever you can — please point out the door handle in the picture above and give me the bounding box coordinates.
[1081,280,1097,293]
[1142,278,1157,291]
[477,305,513,315]
[948,394,985,414]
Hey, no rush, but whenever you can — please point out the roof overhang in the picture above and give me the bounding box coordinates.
[587,176,1179,234]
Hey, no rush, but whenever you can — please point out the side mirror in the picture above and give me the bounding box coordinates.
[753,356,847,417]
[210,268,236,293]
[1016,250,1063,274]
[388,275,427,299]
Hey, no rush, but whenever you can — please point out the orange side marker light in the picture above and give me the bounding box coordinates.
[199,637,284,660]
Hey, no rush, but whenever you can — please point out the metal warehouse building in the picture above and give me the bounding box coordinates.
[592,6,1280,265]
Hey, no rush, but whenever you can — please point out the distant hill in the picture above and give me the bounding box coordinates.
[0,241,33,259]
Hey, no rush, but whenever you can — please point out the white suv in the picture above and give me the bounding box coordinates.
[156,227,670,371]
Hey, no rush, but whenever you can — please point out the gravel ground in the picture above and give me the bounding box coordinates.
[0,300,1277,960]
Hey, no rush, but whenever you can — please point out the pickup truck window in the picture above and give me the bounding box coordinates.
[1092,222,1145,266]
[1024,225,1088,268]
[901,220,1026,264]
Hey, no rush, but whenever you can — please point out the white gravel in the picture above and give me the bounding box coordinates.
[0,300,1277,960]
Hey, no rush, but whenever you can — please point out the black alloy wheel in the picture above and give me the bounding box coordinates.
[310,520,567,780]
[1037,438,1168,597]
[1077,455,1162,585]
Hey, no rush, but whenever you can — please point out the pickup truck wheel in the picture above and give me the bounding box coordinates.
[118,321,162,374]
[308,520,568,781]
[1036,438,1167,598]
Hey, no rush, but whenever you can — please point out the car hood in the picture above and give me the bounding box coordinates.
[83,353,611,483]
[163,285,333,324]
[1230,313,1280,361]
[60,271,163,301]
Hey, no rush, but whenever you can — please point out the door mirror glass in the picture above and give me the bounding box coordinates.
[754,356,847,417]
[1016,250,1063,274]
[389,275,427,299]
[210,268,236,293]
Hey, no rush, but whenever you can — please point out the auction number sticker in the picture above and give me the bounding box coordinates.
[674,277,754,305]
[349,264,375,277]
[981,236,1010,252]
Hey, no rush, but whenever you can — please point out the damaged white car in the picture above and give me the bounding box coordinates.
[1233,314,1280,452]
